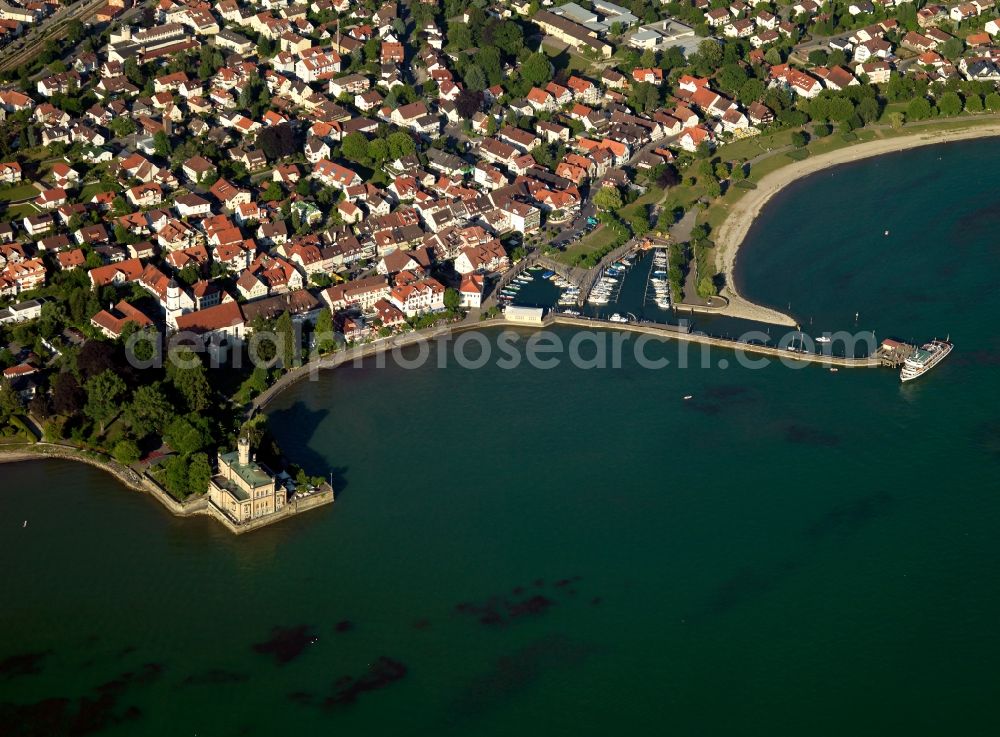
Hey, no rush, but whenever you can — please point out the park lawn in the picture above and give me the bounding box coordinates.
[541,42,593,75]
[554,224,617,266]
[78,182,103,203]
[880,113,999,137]
[0,182,40,202]
[4,202,38,219]
[715,128,798,162]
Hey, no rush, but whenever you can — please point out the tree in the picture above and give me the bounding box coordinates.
[717,64,747,94]
[164,415,209,456]
[187,453,212,495]
[84,370,128,434]
[492,20,523,56]
[857,96,881,125]
[163,455,189,498]
[52,372,84,416]
[368,138,389,163]
[520,52,552,87]
[125,383,172,438]
[0,382,19,424]
[455,89,484,119]
[966,94,984,113]
[387,131,415,159]
[447,22,473,51]
[263,181,283,201]
[110,117,136,138]
[314,308,336,354]
[937,91,962,117]
[694,39,723,70]
[113,440,141,466]
[940,37,964,61]
[790,131,809,148]
[66,18,84,45]
[593,186,623,211]
[697,275,717,298]
[342,132,369,164]
[808,49,829,66]
[443,288,461,313]
[986,92,1000,112]
[77,340,117,381]
[476,45,502,86]
[463,64,487,92]
[275,311,296,369]
[907,97,933,121]
[153,130,171,157]
[167,348,212,412]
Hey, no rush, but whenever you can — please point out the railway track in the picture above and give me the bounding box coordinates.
[0,0,109,73]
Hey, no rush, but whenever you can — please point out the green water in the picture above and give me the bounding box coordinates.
[3,141,1000,736]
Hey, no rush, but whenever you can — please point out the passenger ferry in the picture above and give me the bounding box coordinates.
[900,339,953,382]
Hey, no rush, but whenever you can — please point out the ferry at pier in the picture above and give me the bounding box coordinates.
[900,340,953,382]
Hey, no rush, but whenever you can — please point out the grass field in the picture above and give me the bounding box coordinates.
[0,182,39,202]
[554,224,617,266]
[541,42,594,76]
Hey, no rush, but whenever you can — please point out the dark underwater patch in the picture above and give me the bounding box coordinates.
[705,384,752,401]
[456,594,555,627]
[974,420,1000,457]
[785,423,841,447]
[806,492,893,539]
[181,669,249,687]
[0,651,49,680]
[0,689,146,736]
[451,636,592,716]
[702,566,782,617]
[252,626,319,665]
[333,620,353,634]
[96,663,164,696]
[684,400,722,415]
[287,657,408,710]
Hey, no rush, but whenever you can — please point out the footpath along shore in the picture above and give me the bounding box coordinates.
[251,312,881,415]
[713,121,1000,323]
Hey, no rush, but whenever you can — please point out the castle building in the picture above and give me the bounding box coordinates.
[208,437,287,523]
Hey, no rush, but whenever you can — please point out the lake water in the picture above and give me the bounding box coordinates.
[3,140,1000,736]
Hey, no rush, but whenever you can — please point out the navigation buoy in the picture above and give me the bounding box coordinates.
[884,230,890,236]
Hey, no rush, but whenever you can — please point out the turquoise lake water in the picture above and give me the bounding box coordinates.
[3,140,1000,736]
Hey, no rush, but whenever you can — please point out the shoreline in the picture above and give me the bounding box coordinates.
[714,122,1000,323]
[0,442,333,534]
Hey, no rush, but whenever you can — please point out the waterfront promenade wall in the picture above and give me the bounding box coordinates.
[252,312,880,418]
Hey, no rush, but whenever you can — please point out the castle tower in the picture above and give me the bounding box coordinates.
[238,436,250,466]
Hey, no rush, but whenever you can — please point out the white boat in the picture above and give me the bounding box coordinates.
[900,339,953,382]
[816,336,832,344]
[608,313,628,323]
[562,309,581,316]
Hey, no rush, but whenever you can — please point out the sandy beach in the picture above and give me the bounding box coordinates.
[713,122,1000,326]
